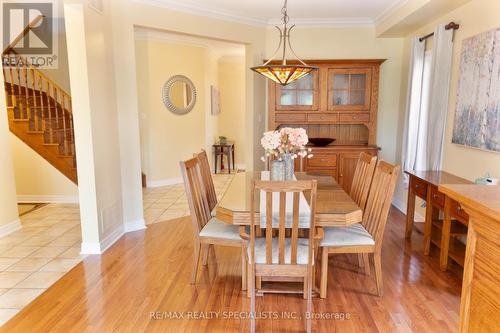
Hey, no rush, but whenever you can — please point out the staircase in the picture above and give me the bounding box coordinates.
[2,17,77,184]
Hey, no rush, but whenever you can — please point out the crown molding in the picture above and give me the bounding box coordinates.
[374,0,410,25]
[132,0,268,27]
[134,30,245,58]
[133,0,378,28]
[268,17,374,28]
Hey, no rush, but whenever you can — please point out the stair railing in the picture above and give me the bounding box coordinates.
[2,16,75,158]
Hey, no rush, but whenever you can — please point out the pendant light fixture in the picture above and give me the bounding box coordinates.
[251,0,318,86]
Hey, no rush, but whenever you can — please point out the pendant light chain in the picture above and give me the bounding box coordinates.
[281,0,289,26]
[250,0,318,86]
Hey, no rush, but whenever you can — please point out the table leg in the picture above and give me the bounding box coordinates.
[423,187,438,255]
[232,146,235,171]
[440,197,452,271]
[228,147,232,175]
[220,148,224,172]
[405,178,416,239]
[214,149,218,174]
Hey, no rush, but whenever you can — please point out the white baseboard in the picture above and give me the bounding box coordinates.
[17,195,79,204]
[0,219,21,238]
[146,177,183,188]
[124,218,146,232]
[80,225,125,255]
[392,197,425,222]
[235,163,246,170]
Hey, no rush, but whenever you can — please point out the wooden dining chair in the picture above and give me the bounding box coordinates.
[349,152,377,269]
[350,152,378,210]
[180,157,246,288]
[319,160,400,298]
[194,149,218,214]
[244,179,318,333]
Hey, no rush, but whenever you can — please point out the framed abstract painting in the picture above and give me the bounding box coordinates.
[452,27,500,153]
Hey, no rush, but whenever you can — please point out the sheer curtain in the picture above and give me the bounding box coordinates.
[401,37,426,181]
[402,24,454,181]
[426,24,454,170]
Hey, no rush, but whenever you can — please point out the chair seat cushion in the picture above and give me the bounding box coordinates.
[249,238,312,265]
[320,224,375,247]
[199,218,241,241]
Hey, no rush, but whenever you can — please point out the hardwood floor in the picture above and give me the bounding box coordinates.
[1,207,462,332]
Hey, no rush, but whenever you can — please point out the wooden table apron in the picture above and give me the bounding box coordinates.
[215,172,363,227]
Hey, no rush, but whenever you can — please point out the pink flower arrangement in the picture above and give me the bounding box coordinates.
[261,127,313,161]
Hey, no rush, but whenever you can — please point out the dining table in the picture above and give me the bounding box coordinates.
[216,171,363,227]
[215,171,363,296]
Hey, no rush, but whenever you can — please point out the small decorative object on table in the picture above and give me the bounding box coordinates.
[219,136,227,145]
[260,127,313,181]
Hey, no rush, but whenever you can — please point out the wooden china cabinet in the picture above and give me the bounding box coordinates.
[268,59,385,193]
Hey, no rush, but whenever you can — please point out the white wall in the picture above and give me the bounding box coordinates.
[64,2,125,254]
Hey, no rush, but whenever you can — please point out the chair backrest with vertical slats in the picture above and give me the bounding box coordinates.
[250,180,317,266]
[350,152,377,211]
[362,160,400,245]
[194,149,218,213]
[180,157,211,235]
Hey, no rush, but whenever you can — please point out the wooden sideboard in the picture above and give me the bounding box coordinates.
[268,59,385,192]
[439,185,500,333]
[405,170,472,270]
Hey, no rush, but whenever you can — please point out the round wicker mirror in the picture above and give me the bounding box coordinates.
[162,75,197,115]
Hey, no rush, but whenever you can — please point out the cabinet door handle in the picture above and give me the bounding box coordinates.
[415,184,419,188]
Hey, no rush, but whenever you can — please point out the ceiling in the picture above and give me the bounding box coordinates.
[141,0,407,26]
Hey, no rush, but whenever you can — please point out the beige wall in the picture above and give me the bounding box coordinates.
[218,58,246,168]
[9,134,78,200]
[136,40,207,183]
[135,38,248,182]
[204,50,220,167]
[393,0,500,212]
[265,27,406,164]
[0,74,20,233]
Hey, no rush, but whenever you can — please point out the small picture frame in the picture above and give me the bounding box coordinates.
[211,85,220,115]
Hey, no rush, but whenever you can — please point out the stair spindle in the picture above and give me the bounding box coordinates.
[23,59,29,120]
[8,65,16,108]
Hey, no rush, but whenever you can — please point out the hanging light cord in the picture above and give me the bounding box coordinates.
[263,0,307,67]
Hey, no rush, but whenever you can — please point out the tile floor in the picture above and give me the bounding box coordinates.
[0,204,82,325]
[142,173,234,225]
[0,173,235,325]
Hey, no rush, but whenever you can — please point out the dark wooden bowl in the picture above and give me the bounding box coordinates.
[309,138,336,147]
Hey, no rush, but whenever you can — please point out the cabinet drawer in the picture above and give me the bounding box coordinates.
[307,113,337,123]
[275,113,307,123]
[339,113,370,123]
[307,154,337,168]
[306,168,337,179]
[430,186,445,208]
[411,177,427,199]
[450,199,469,223]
